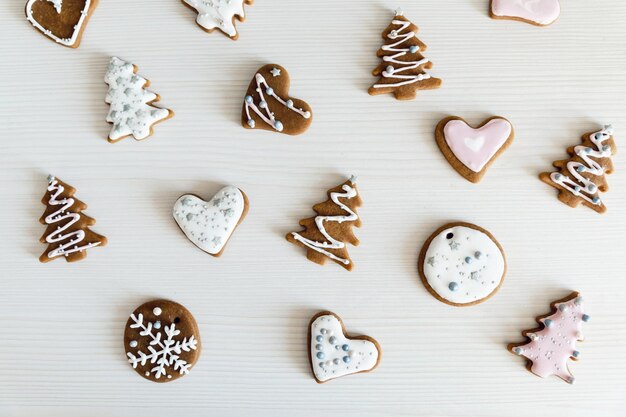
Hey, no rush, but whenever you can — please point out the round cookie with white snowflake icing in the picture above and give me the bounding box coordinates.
[418,222,506,306]
[124,300,200,383]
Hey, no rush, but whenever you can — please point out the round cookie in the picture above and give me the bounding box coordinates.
[418,222,506,306]
[124,300,201,382]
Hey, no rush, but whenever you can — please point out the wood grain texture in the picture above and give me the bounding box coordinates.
[1,1,625,416]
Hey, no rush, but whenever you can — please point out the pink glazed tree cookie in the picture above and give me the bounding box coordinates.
[509,292,589,384]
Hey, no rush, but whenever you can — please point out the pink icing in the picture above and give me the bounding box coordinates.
[514,296,587,384]
[491,0,561,25]
[443,119,512,173]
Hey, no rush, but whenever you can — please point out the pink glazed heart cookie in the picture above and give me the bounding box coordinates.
[490,0,560,26]
[435,116,514,183]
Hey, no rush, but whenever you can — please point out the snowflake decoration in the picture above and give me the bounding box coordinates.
[126,313,198,379]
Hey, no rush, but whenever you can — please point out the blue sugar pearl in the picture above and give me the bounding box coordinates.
[286,99,294,108]
[544,319,553,327]
[448,282,459,292]
[343,356,351,364]
[316,352,325,360]
[315,344,323,351]
[592,197,601,204]
[588,184,597,192]
[245,95,253,103]
[329,336,337,344]
[274,121,284,131]
[409,45,418,53]
[342,344,350,352]
[316,335,323,342]
[465,256,473,264]
[582,314,590,322]
[319,362,325,368]
[572,350,580,358]
[333,358,341,365]
[577,166,586,173]
[474,251,482,259]
[320,328,327,335]
[513,347,523,355]
[265,87,274,95]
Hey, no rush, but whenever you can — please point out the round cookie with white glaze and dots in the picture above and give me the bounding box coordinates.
[418,222,506,307]
[309,312,381,384]
[124,300,201,383]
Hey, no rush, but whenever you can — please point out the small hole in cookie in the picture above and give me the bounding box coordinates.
[174,317,181,324]
[446,233,454,239]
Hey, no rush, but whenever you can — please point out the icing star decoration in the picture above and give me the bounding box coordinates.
[270,68,281,77]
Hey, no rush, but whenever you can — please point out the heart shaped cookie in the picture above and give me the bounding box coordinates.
[173,186,248,257]
[25,0,98,48]
[435,116,514,183]
[242,64,312,136]
[490,0,560,26]
[309,312,381,383]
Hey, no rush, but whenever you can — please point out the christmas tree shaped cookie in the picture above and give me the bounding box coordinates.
[540,125,616,213]
[286,176,361,271]
[39,175,106,263]
[369,9,442,100]
[105,57,174,143]
[182,0,253,40]
[509,292,589,384]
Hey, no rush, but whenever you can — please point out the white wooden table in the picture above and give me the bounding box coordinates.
[1,1,625,416]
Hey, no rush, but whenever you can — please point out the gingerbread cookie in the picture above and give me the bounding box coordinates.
[418,222,506,306]
[26,0,98,48]
[173,185,249,257]
[368,9,442,100]
[509,292,589,384]
[125,300,200,383]
[287,176,361,271]
[242,64,312,135]
[309,312,381,383]
[435,116,514,183]
[182,0,253,40]
[490,0,560,26]
[39,175,106,263]
[105,57,174,143]
[540,125,616,214]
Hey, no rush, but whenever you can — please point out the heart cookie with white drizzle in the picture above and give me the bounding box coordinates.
[309,312,381,383]
[435,116,514,183]
[490,0,561,26]
[242,64,312,135]
[173,185,248,257]
[25,0,99,48]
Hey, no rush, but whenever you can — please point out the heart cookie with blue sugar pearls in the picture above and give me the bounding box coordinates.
[309,312,381,383]
[173,186,248,257]
[242,64,312,136]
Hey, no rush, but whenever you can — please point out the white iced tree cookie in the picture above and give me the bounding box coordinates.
[182,0,253,40]
[104,57,173,143]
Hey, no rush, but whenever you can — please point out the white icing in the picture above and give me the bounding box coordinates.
[105,57,171,141]
[127,311,198,379]
[244,72,311,132]
[183,0,248,38]
[423,225,505,305]
[26,0,91,46]
[43,176,103,259]
[173,186,245,255]
[310,314,379,382]
[372,17,432,89]
[291,180,358,266]
[550,125,614,206]
[48,0,63,13]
